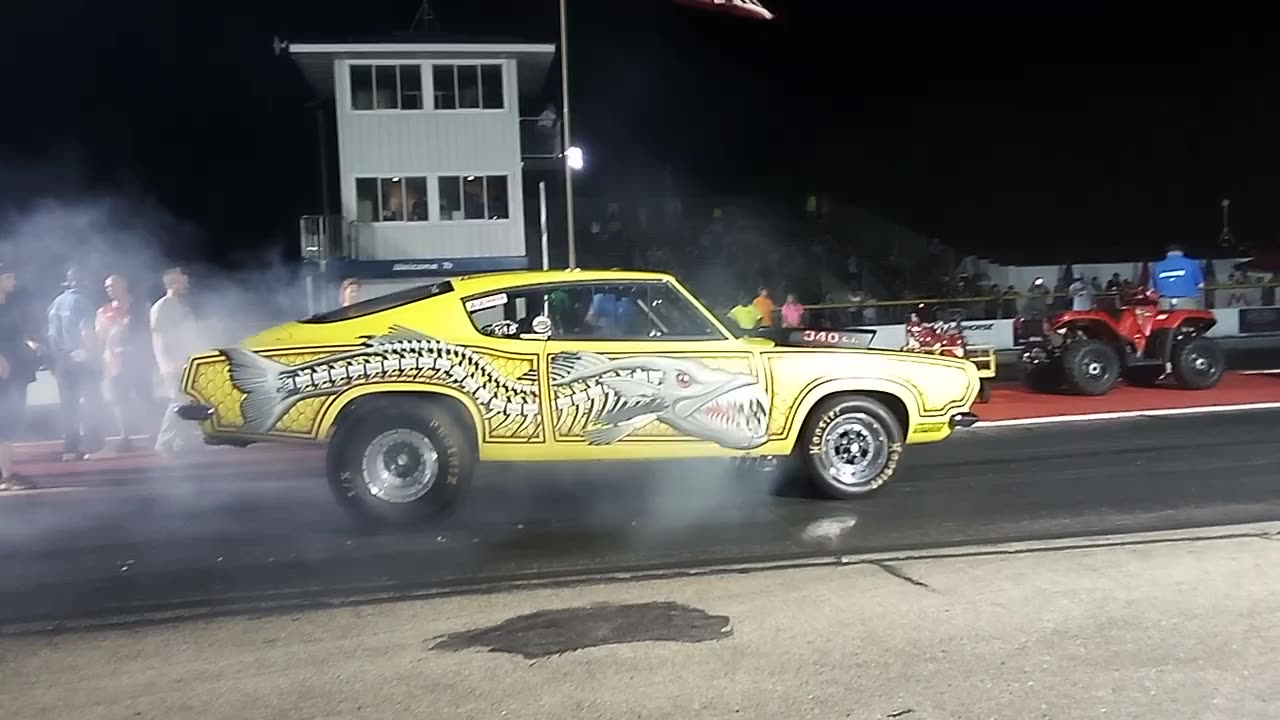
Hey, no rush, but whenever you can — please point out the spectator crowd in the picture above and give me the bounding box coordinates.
[0,264,203,491]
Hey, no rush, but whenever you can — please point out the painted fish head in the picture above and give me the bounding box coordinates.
[552,352,770,450]
[655,361,770,450]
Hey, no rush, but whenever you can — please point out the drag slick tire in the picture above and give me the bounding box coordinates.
[1061,339,1120,396]
[1172,336,1224,390]
[327,399,473,527]
[798,395,903,499]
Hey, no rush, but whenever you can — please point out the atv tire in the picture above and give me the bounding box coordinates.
[1061,339,1120,396]
[327,399,474,527]
[1172,336,1224,390]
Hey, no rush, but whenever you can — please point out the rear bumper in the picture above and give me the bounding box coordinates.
[175,403,214,422]
[950,412,979,429]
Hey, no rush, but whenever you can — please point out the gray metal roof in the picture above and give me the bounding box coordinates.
[279,34,557,100]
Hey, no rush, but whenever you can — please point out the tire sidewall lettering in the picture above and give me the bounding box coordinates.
[438,432,461,487]
[808,407,845,456]
[417,418,462,489]
[804,398,903,496]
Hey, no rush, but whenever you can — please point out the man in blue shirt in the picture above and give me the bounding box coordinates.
[586,289,619,337]
[46,267,105,459]
[1152,244,1204,310]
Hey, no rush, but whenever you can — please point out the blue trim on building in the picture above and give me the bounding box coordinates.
[306,255,529,279]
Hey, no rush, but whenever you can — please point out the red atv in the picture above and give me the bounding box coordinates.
[1019,290,1223,395]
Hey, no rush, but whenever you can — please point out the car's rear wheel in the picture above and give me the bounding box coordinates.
[1061,339,1120,396]
[798,395,903,499]
[327,399,474,526]
[1172,335,1224,390]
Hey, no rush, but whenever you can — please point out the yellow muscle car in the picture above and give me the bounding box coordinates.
[176,270,980,525]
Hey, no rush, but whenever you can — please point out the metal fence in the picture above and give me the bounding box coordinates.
[298,215,353,260]
[793,283,1280,327]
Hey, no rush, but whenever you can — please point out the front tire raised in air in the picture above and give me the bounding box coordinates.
[799,395,904,499]
[327,400,474,526]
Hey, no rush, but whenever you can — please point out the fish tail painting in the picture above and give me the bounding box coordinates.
[221,326,542,438]
[224,348,298,434]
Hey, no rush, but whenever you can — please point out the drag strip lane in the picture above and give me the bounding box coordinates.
[1,408,1279,630]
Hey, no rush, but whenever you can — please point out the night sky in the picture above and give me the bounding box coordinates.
[2,1,1277,266]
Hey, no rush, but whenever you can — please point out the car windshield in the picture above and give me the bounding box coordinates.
[642,285,724,338]
[464,280,726,340]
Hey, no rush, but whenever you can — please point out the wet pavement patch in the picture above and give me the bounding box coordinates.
[430,601,733,658]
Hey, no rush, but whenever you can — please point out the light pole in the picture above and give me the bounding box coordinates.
[1219,198,1233,248]
[558,0,577,268]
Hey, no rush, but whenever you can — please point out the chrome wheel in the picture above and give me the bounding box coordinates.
[815,413,889,488]
[361,429,439,504]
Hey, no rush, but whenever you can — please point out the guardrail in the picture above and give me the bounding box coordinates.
[520,117,563,159]
[787,305,1279,352]
[299,215,354,260]
[794,283,1280,327]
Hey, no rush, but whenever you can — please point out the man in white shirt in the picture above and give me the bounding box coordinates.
[150,267,200,456]
[1069,274,1094,311]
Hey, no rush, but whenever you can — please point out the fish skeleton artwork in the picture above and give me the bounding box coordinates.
[223,325,541,435]
[549,352,769,449]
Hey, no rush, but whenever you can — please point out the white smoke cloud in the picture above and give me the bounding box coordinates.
[0,195,315,351]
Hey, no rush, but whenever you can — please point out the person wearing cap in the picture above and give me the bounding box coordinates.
[1023,276,1051,322]
[46,266,106,460]
[1152,244,1205,310]
[0,263,40,490]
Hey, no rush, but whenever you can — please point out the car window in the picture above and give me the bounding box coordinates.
[464,288,545,338]
[463,281,724,341]
[301,281,454,323]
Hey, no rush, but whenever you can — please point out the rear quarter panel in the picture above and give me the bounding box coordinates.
[760,348,979,451]
[180,296,520,446]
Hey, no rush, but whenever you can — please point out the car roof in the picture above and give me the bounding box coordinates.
[448,269,678,295]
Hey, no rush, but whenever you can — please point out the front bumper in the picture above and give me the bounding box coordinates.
[175,403,214,422]
[950,412,979,429]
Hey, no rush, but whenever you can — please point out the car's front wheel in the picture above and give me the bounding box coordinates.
[799,395,904,499]
[326,399,474,526]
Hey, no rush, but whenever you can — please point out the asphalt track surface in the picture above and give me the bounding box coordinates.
[2,405,1279,631]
